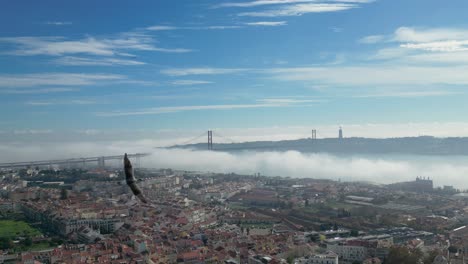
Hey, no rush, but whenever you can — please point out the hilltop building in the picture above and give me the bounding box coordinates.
[387,177,433,193]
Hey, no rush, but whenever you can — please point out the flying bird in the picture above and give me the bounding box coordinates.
[124,153,148,203]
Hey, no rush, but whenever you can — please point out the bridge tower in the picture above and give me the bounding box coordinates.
[97,157,105,168]
[208,130,213,150]
[136,155,141,169]
[311,129,317,139]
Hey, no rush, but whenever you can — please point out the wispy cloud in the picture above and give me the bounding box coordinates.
[0,73,124,88]
[146,25,178,31]
[53,56,146,66]
[330,26,343,33]
[362,26,468,64]
[147,23,287,30]
[216,0,374,8]
[361,27,468,45]
[392,27,468,43]
[353,90,460,98]
[0,34,191,57]
[1,88,77,94]
[13,129,53,135]
[244,21,287,26]
[160,67,248,76]
[147,25,242,31]
[359,35,385,44]
[44,21,72,26]
[171,80,214,86]
[216,0,317,8]
[267,65,468,86]
[406,51,468,64]
[238,3,357,17]
[25,99,98,106]
[97,99,310,117]
[400,40,468,52]
[257,98,325,103]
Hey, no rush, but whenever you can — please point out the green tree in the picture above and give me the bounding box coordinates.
[385,246,423,264]
[448,246,458,254]
[24,236,32,247]
[423,249,441,264]
[0,237,13,250]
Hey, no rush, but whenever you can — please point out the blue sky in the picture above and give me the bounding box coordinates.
[2,0,468,143]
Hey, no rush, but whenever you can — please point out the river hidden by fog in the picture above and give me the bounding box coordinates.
[145,148,468,190]
[2,141,468,189]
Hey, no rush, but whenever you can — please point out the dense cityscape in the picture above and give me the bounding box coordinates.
[3,0,468,263]
[1,157,468,264]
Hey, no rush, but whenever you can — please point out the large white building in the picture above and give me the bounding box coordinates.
[325,236,393,264]
[295,251,339,264]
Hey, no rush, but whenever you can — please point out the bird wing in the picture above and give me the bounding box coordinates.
[124,153,148,203]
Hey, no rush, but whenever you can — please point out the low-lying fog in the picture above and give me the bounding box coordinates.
[2,140,468,189]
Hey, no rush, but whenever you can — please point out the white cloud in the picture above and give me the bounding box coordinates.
[160,67,248,76]
[25,99,98,106]
[53,56,146,66]
[400,40,468,52]
[393,27,468,43]
[238,3,357,17]
[267,65,468,86]
[330,26,342,33]
[146,25,178,31]
[0,37,114,56]
[245,21,287,26]
[361,27,468,45]
[97,98,321,117]
[203,26,242,30]
[0,73,124,88]
[363,26,468,64]
[407,51,468,64]
[13,129,53,135]
[147,25,242,31]
[24,101,54,106]
[44,21,72,26]
[217,0,373,8]
[0,34,191,56]
[217,0,316,8]
[1,88,77,94]
[257,98,324,103]
[171,80,214,86]
[97,102,296,117]
[359,35,385,44]
[369,47,410,60]
[353,90,459,98]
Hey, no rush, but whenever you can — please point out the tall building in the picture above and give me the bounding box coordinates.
[339,127,343,139]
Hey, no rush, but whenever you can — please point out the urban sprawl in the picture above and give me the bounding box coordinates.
[1,162,468,264]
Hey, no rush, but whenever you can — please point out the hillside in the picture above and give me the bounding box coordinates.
[171,136,468,155]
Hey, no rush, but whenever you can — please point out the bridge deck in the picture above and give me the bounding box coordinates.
[0,153,150,169]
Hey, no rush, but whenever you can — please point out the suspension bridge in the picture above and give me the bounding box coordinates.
[0,129,332,169]
[0,153,149,169]
[167,129,330,151]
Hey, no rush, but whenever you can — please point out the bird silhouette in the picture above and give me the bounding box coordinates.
[124,153,148,203]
